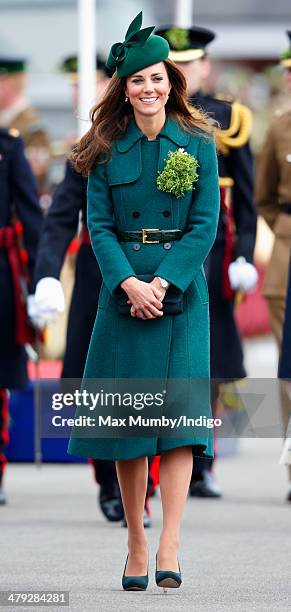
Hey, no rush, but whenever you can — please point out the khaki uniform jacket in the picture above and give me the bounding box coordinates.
[255,110,291,298]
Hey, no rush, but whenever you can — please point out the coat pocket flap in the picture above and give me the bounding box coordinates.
[106,144,142,186]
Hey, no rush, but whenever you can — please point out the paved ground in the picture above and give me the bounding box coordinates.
[1,437,290,612]
[1,337,290,611]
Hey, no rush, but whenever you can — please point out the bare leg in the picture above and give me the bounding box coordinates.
[157,446,193,571]
[116,456,148,575]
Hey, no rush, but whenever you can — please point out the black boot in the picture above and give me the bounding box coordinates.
[190,450,222,498]
[189,469,222,498]
[92,459,124,522]
[99,481,124,522]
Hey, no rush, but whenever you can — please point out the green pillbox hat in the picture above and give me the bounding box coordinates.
[106,11,169,78]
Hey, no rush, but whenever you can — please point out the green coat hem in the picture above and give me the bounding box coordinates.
[67,438,214,461]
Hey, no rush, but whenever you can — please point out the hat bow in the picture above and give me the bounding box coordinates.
[106,12,154,70]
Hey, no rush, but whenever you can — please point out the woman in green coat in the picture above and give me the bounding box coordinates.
[68,12,220,592]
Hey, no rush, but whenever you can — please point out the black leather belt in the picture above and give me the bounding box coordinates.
[117,229,186,244]
[280,203,291,215]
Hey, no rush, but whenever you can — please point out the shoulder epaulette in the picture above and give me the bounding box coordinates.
[215,101,252,155]
[215,92,235,104]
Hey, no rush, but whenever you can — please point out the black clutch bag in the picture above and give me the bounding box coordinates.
[116,274,184,316]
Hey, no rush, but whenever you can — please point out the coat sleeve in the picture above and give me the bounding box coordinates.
[153,136,220,292]
[254,124,279,231]
[87,160,136,295]
[226,141,257,262]
[11,136,43,284]
[33,160,85,287]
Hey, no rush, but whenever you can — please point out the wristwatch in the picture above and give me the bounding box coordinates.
[157,277,170,290]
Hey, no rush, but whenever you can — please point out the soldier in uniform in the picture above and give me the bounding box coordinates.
[255,31,291,502]
[0,57,51,193]
[32,56,152,525]
[60,54,112,112]
[156,25,258,497]
[0,128,42,505]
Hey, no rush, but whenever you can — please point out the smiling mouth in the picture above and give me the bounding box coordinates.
[140,97,158,104]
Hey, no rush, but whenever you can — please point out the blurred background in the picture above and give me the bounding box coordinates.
[1,0,291,147]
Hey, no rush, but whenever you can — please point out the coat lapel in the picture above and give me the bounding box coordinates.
[107,115,190,185]
[106,119,143,185]
[158,116,190,172]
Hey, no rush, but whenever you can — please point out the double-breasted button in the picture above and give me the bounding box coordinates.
[164,242,172,250]
[163,210,171,217]
[133,243,141,251]
[132,211,140,218]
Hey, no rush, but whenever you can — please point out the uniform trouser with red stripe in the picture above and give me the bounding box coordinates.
[0,390,9,485]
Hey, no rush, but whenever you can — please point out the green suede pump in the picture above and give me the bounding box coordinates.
[122,554,149,591]
[155,553,182,592]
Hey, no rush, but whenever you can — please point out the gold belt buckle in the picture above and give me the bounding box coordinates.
[142,228,160,244]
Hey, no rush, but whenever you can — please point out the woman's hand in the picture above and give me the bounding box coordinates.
[150,277,167,300]
[120,276,164,319]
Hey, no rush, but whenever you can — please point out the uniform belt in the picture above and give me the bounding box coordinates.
[280,203,291,215]
[117,229,186,244]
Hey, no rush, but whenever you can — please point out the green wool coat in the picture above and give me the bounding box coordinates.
[67,115,220,461]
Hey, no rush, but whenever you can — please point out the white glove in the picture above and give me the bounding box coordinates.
[34,277,65,317]
[228,257,258,292]
[27,294,52,329]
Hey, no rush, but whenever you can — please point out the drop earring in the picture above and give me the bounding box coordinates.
[125,96,129,102]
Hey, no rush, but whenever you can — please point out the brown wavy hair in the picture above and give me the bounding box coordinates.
[70,58,216,176]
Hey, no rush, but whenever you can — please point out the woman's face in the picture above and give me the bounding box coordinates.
[125,62,171,119]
